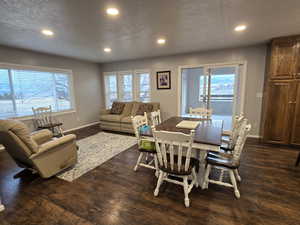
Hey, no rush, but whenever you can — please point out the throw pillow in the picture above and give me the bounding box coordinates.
[136,104,153,115]
[110,102,125,114]
[140,140,156,151]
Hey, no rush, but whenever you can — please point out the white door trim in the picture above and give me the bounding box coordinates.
[177,61,247,117]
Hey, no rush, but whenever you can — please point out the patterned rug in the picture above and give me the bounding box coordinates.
[56,132,137,182]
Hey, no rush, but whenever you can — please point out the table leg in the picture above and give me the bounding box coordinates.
[196,150,207,189]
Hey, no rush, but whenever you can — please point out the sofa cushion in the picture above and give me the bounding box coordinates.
[130,102,140,116]
[151,102,160,111]
[99,114,123,122]
[110,102,125,114]
[136,103,153,115]
[122,102,134,116]
[121,116,132,124]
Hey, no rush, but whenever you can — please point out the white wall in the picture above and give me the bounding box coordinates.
[101,45,267,136]
[0,45,103,131]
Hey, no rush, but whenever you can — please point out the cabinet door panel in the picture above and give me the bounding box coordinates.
[294,42,300,78]
[263,81,293,144]
[269,40,295,79]
[291,82,300,145]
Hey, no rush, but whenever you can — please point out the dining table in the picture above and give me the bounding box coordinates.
[139,116,224,188]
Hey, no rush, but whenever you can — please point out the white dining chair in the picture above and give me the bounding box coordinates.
[150,109,162,126]
[203,119,251,198]
[152,127,198,207]
[208,116,246,184]
[131,115,158,175]
[189,107,213,120]
[221,114,245,151]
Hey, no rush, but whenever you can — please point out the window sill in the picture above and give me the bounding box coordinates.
[6,110,76,121]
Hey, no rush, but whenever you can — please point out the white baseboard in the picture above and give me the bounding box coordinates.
[63,121,100,133]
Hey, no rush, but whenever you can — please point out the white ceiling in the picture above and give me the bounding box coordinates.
[0,0,300,63]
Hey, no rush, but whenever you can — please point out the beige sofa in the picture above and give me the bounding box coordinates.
[0,119,78,178]
[99,101,160,133]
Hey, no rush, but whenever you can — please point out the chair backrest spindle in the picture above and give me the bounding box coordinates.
[229,114,245,149]
[153,127,195,173]
[131,114,149,146]
[232,119,251,161]
[32,106,53,129]
[151,110,162,126]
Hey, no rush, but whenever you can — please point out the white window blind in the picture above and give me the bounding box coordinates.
[104,70,151,109]
[135,71,151,102]
[0,66,74,119]
[118,72,133,102]
[104,73,118,108]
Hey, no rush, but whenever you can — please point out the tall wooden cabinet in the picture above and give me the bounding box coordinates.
[262,36,300,145]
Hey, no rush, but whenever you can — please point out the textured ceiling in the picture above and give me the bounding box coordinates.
[0,0,300,62]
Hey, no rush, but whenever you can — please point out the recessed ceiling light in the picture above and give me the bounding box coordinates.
[106,8,119,16]
[41,29,54,36]
[234,25,247,32]
[157,38,166,45]
[104,47,112,53]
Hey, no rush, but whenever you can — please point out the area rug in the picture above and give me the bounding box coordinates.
[56,132,137,182]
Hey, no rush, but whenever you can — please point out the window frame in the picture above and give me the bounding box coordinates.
[103,69,152,109]
[117,71,134,102]
[134,69,151,102]
[103,72,118,109]
[0,62,76,120]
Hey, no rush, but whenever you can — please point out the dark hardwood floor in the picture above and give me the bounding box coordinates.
[0,125,300,225]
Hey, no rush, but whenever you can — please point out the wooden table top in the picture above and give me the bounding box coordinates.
[141,116,224,146]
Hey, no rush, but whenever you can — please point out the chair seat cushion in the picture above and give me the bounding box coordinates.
[206,155,239,169]
[140,140,155,151]
[220,146,233,152]
[99,114,123,122]
[159,155,199,176]
[207,151,232,159]
[138,148,157,153]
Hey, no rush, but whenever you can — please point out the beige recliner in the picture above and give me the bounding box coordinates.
[0,119,78,178]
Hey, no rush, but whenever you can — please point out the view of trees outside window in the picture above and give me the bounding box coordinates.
[121,74,133,101]
[139,73,150,102]
[0,69,14,118]
[105,75,117,108]
[0,68,72,119]
[104,71,151,108]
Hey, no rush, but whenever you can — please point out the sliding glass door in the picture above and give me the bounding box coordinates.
[180,64,240,130]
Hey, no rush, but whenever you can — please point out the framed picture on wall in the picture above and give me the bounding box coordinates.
[156,70,171,89]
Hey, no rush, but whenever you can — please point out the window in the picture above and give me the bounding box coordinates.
[104,73,118,108]
[118,72,133,102]
[0,65,74,119]
[136,71,151,102]
[103,70,151,108]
